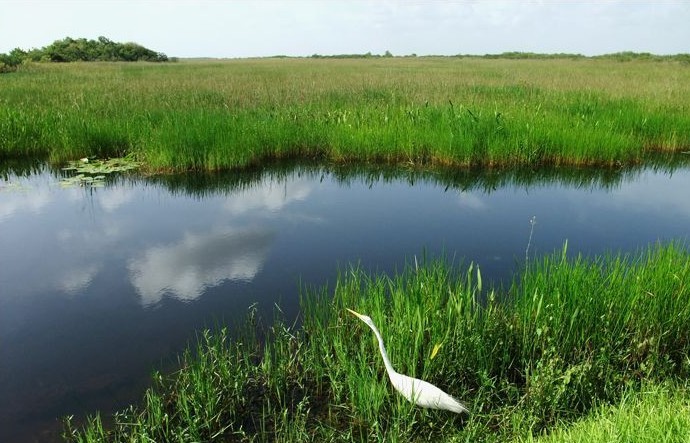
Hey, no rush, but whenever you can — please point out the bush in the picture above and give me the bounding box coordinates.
[0,36,168,71]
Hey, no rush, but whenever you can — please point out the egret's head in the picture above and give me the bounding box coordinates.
[346,308,374,327]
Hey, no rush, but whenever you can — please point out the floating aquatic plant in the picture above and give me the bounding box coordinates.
[59,173,107,188]
[60,157,140,187]
[62,156,141,174]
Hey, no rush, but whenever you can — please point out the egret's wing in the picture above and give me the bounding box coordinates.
[391,374,468,413]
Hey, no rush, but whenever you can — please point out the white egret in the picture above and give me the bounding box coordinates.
[346,308,468,414]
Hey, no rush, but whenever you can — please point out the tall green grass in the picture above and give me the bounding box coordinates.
[2,58,689,171]
[63,242,690,442]
[521,382,690,443]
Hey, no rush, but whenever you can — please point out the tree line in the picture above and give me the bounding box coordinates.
[0,36,169,72]
[308,51,689,62]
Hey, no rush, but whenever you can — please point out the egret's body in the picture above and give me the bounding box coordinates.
[347,308,468,414]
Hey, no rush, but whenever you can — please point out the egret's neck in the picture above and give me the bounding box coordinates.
[368,323,397,378]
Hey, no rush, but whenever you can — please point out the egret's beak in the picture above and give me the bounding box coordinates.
[346,308,364,319]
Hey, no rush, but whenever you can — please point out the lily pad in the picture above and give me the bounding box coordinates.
[59,156,140,188]
[62,156,141,175]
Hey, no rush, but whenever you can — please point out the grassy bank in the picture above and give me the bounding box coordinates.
[2,58,690,171]
[64,242,690,441]
[521,383,690,443]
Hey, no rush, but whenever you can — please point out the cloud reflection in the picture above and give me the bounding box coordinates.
[455,192,486,211]
[128,227,274,306]
[98,187,135,213]
[0,187,52,222]
[223,178,312,215]
[59,264,101,294]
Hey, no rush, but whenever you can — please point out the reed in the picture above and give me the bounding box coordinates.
[3,58,689,171]
[63,242,690,442]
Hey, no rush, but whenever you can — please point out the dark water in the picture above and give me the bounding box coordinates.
[1,161,689,442]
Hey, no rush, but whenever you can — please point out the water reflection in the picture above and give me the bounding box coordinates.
[129,227,275,306]
[223,177,312,214]
[143,155,688,197]
[0,182,52,221]
[98,187,136,212]
[0,157,689,443]
[60,264,101,294]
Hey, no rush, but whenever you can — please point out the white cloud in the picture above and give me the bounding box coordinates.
[0,187,52,222]
[59,264,101,294]
[455,192,486,211]
[223,177,311,215]
[98,187,135,213]
[128,226,275,307]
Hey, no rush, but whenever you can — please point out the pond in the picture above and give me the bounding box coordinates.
[1,160,689,442]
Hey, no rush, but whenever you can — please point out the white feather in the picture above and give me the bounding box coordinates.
[347,308,468,414]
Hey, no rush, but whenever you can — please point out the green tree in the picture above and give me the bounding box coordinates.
[0,47,26,72]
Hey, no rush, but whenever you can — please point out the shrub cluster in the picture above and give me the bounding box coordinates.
[0,36,168,72]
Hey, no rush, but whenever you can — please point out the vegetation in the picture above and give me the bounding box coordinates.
[4,44,686,441]
[521,383,690,443]
[302,51,690,62]
[58,156,141,187]
[483,51,690,63]
[0,36,168,72]
[63,242,690,441]
[1,57,689,171]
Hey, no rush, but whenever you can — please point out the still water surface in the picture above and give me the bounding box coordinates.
[1,162,689,442]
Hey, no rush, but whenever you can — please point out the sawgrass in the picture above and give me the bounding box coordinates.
[2,58,689,171]
[63,242,690,442]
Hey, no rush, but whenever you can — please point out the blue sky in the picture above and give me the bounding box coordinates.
[1,1,688,57]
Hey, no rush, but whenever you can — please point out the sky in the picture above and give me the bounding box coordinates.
[1,0,688,58]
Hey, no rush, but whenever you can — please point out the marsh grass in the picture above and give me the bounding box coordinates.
[3,58,690,171]
[521,382,690,443]
[63,242,690,442]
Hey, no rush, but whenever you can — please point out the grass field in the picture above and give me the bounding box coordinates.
[2,57,689,171]
[63,242,690,442]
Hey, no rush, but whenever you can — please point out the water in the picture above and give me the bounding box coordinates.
[1,162,689,442]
